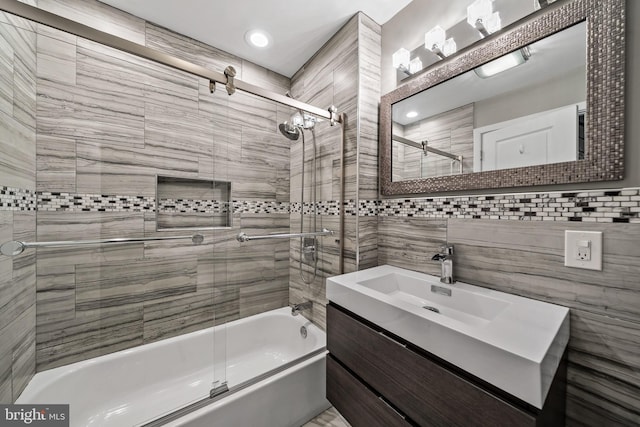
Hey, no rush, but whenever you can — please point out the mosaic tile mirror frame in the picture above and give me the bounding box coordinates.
[380,0,625,195]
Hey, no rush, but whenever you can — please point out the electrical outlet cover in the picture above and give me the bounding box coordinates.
[564,230,603,270]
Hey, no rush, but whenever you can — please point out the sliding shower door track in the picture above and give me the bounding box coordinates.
[140,347,327,427]
[0,0,339,122]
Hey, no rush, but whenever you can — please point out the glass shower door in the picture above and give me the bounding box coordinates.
[31,16,229,423]
[208,80,232,400]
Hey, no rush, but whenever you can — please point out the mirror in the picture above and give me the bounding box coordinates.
[392,22,586,180]
[380,0,625,195]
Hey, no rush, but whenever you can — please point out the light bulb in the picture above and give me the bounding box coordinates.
[245,29,271,48]
[443,38,457,56]
[409,57,423,74]
[425,26,446,52]
[392,48,411,69]
[467,0,493,27]
[486,12,501,33]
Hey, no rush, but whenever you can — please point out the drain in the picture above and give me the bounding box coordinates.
[423,306,440,314]
[300,325,308,339]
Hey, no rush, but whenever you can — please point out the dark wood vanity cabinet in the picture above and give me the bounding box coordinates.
[326,303,566,427]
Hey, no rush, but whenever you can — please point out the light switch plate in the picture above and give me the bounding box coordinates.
[564,230,603,270]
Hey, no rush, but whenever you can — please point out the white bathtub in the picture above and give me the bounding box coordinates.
[17,307,329,427]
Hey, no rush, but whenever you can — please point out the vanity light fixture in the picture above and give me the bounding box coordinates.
[467,0,501,37]
[392,47,413,76]
[425,25,457,59]
[474,47,531,78]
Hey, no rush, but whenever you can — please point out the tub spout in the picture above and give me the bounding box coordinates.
[291,301,312,316]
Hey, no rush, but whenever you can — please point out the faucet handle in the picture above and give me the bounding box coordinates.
[439,244,454,255]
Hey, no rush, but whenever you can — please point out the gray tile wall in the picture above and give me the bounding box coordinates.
[356,14,382,273]
[0,12,37,403]
[0,0,294,374]
[288,13,381,329]
[378,207,640,425]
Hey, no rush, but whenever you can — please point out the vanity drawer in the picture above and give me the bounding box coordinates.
[327,304,537,427]
[327,355,411,427]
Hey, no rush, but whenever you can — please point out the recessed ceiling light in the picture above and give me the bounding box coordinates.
[406,111,419,118]
[245,29,271,48]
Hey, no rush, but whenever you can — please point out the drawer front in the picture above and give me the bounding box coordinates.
[327,355,411,427]
[327,304,536,427]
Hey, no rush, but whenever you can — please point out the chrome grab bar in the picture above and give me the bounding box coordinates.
[236,228,334,243]
[0,234,205,256]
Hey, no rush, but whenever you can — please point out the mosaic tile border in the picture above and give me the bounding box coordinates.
[0,186,37,211]
[38,192,154,212]
[8,189,640,223]
[377,189,640,223]
[159,199,230,214]
[36,192,290,214]
[291,201,343,215]
[232,201,289,214]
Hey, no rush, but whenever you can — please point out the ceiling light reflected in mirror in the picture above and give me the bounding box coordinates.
[474,47,531,78]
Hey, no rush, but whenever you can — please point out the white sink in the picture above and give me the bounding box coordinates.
[359,272,511,325]
[327,265,570,409]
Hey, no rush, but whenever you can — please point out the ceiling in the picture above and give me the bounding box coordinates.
[98,0,413,77]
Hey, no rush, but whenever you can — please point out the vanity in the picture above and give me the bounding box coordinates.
[326,266,570,427]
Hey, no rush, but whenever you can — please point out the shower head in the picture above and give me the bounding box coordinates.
[279,121,300,141]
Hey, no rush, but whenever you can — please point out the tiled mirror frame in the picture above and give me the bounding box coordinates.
[380,0,625,196]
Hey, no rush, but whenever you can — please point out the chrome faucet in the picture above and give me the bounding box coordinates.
[291,301,312,316]
[431,244,455,284]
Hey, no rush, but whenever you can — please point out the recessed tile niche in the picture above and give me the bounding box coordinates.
[156,176,232,230]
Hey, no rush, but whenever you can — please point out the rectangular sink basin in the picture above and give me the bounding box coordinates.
[327,265,570,409]
[359,273,510,324]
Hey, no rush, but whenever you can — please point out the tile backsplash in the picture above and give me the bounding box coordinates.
[377,188,640,223]
[0,187,37,211]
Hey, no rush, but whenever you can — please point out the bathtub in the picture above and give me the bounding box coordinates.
[17,307,329,427]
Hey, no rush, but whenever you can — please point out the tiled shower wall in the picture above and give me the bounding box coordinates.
[377,189,640,425]
[0,8,37,403]
[0,0,295,375]
[288,13,380,329]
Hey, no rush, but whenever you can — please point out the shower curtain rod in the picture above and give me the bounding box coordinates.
[0,234,205,256]
[0,0,340,123]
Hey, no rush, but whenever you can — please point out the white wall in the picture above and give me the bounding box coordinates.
[474,67,586,128]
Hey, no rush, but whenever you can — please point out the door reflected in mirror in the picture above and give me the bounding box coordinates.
[391,21,586,182]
